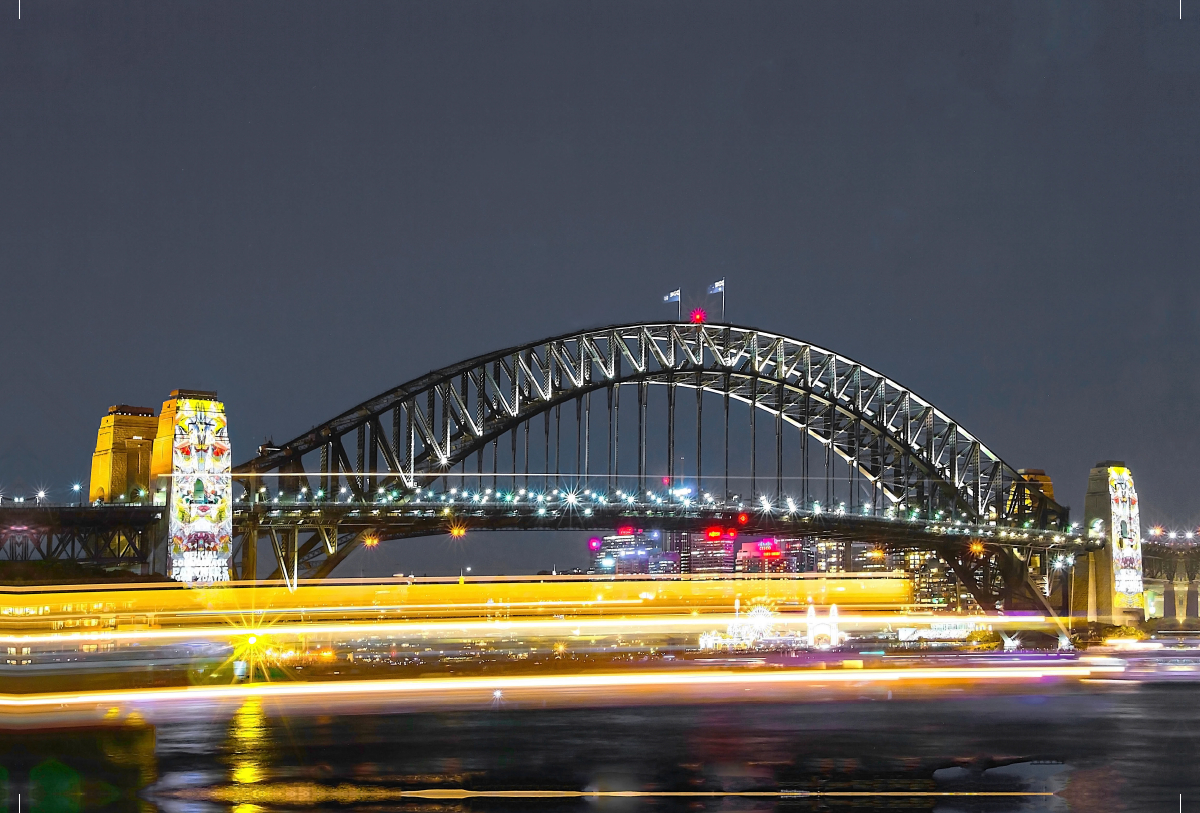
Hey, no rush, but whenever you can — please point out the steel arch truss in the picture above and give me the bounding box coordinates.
[238,323,1067,529]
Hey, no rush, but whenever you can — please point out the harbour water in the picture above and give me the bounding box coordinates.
[3,681,1197,812]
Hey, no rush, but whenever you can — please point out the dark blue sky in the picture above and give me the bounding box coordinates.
[1,2,1198,573]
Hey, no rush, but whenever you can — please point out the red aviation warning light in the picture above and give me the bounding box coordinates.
[705,527,723,540]
[724,527,738,540]
[690,308,707,324]
[737,513,749,525]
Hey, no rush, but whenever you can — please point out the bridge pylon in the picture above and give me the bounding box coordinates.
[1071,461,1145,626]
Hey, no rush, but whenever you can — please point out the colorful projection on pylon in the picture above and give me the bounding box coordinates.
[1107,466,1144,609]
[169,397,232,584]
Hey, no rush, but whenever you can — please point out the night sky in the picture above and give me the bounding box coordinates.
[1,2,1197,575]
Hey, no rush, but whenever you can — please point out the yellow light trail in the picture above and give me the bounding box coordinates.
[0,612,1054,645]
[0,664,1124,708]
[180,784,1054,802]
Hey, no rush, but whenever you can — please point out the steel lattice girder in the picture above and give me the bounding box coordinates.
[232,503,1093,586]
[0,506,162,566]
[236,322,1068,529]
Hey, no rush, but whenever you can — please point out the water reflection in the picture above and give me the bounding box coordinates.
[227,697,270,786]
[0,722,155,812]
[3,684,1198,812]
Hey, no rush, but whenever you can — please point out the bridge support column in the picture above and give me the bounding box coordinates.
[241,526,258,582]
[1071,462,1145,626]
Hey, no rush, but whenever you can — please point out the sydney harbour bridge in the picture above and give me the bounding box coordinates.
[1,322,1103,611]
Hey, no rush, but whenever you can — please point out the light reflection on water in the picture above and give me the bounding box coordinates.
[227,697,268,786]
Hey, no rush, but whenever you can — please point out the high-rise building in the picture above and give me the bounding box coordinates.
[670,529,736,574]
[89,405,158,503]
[735,539,788,573]
[588,530,677,575]
[850,542,890,571]
[887,548,968,610]
[810,540,850,572]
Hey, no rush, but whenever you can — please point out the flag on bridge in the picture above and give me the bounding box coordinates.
[709,279,725,321]
[663,289,681,321]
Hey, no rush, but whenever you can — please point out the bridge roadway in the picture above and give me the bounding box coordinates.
[233,490,1095,610]
[0,496,1093,611]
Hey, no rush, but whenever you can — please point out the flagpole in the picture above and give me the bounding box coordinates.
[722,285,726,322]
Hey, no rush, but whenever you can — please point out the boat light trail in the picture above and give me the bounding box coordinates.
[0,664,1125,708]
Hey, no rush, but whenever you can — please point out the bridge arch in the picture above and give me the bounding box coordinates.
[237,322,1066,529]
